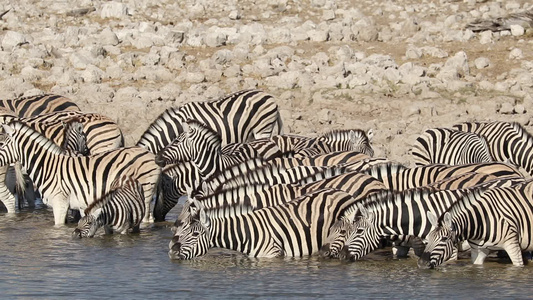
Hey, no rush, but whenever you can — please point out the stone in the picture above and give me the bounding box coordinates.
[474,57,490,69]
[1,31,27,51]
[514,104,526,114]
[509,48,523,60]
[479,30,492,44]
[229,10,241,20]
[99,28,120,46]
[499,102,514,114]
[101,2,129,18]
[510,25,525,36]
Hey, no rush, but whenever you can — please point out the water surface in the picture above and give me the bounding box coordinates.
[0,203,530,299]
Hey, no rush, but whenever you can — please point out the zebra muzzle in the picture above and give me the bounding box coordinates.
[72,229,82,239]
[417,252,434,269]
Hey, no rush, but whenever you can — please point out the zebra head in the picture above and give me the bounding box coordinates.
[349,129,374,157]
[62,120,89,156]
[320,216,355,258]
[168,200,211,260]
[418,211,458,269]
[341,205,381,260]
[72,212,100,238]
[155,132,190,167]
[0,123,22,166]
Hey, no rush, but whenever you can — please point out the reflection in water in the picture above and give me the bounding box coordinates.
[0,206,532,299]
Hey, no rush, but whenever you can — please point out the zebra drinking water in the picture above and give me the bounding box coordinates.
[418,179,533,268]
[73,176,145,238]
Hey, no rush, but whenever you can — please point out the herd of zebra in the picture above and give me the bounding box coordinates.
[1,90,533,269]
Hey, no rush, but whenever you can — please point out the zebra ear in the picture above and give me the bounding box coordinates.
[199,207,210,227]
[357,203,371,219]
[443,212,453,230]
[91,208,103,218]
[2,124,14,136]
[182,122,190,135]
[427,211,438,228]
[367,129,374,142]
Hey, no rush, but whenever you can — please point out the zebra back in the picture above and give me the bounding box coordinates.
[295,128,374,158]
[0,94,80,117]
[137,89,282,154]
[411,127,493,166]
[453,121,533,175]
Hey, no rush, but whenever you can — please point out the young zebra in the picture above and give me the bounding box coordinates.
[418,179,533,268]
[453,121,533,175]
[365,162,523,191]
[169,188,359,259]
[0,121,161,225]
[137,89,282,154]
[73,176,145,238]
[411,127,493,166]
[0,94,79,117]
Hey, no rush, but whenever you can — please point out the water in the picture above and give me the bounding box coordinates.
[0,204,531,299]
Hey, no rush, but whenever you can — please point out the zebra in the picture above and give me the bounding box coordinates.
[418,179,533,268]
[0,94,79,117]
[156,128,374,167]
[72,176,145,238]
[320,170,523,259]
[0,121,161,225]
[0,111,124,212]
[294,129,374,158]
[411,127,493,166]
[137,89,283,154]
[169,188,359,259]
[365,162,523,191]
[339,186,484,261]
[173,171,388,235]
[453,121,533,175]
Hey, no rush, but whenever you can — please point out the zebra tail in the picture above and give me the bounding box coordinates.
[275,111,284,135]
[14,162,26,196]
[153,172,166,222]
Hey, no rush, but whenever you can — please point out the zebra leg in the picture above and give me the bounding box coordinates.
[502,235,525,267]
[0,165,16,213]
[51,198,70,225]
[470,246,490,265]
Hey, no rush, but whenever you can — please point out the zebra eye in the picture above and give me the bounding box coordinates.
[340,229,347,235]
[441,236,448,242]
[192,231,200,237]
[356,228,364,234]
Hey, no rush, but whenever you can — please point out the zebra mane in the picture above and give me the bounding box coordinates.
[202,158,274,189]
[84,176,140,215]
[185,119,222,146]
[511,122,533,146]
[364,161,407,177]
[6,121,64,155]
[436,185,489,225]
[320,129,368,142]
[135,107,183,147]
[196,182,273,208]
[202,196,255,218]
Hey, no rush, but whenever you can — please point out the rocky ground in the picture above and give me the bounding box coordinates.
[0,0,532,166]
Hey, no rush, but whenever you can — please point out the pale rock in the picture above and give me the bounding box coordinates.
[69,51,94,69]
[509,48,523,60]
[185,71,205,83]
[223,65,241,78]
[405,47,422,59]
[80,65,104,83]
[510,24,525,36]
[99,28,120,46]
[384,68,401,84]
[204,29,227,47]
[2,31,27,51]
[420,46,448,58]
[514,104,526,114]
[474,57,490,69]
[479,30,492,44]
[205,69,223,82]
[323,10,336,21]
[212,49,234,65]
[444,51,469,76]
[308,29,329,42]
[479,80,494,90]
[229,10,241,20]
[499,102,514,114]
[317,109,331,124]
[101,2,129,18]
[268,28,292,44]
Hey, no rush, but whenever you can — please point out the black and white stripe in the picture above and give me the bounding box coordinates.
[169,188,359,259]
[0,94,79,117]
[411,127,493,166]
[137,89,282,154]
[418,179,533,268]
[453,121,533,175]
[0,121,161,224]
[72,176,145,238]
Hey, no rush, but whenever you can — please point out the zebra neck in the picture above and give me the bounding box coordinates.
[192,143,222,179]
